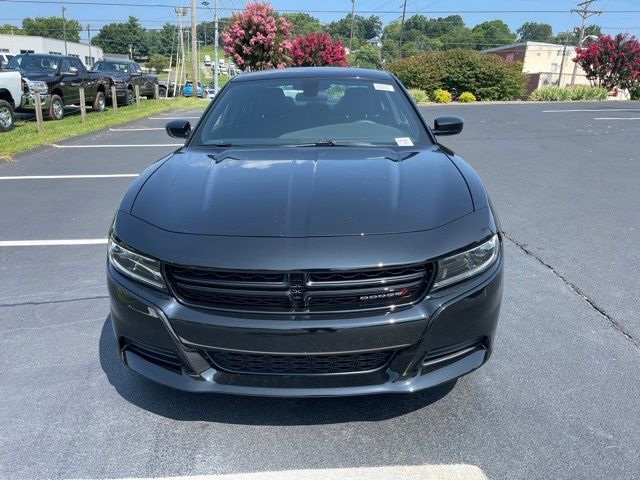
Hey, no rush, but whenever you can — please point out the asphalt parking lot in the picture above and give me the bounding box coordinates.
[1,102,639,480]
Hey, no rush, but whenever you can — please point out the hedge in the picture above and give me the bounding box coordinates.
[387,49,526,101]
[529,86,609,101]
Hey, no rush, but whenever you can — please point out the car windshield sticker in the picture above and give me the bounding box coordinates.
[373,83,394,92]
[395,137,414,146]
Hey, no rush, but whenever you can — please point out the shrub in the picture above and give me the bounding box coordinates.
[387,49,526,101]
[529,86,608,101]
[408,88,429,103]
[433,88,452,103]
[458,91,476,103]
[631,86,640,100]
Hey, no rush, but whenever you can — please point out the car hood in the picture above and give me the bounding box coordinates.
[130,146,474,237]
[17,70,57,82]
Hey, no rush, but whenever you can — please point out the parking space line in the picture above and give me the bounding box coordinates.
[0,174,138,180]
[51,144,183,148]
[148,116,201,120]
[542,108,640,113]
[0,239,107,247]
[593,117,640,120]
[109,127,165,131]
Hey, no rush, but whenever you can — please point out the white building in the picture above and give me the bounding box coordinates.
[0,34,103,67]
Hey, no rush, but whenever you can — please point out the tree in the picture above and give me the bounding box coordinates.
[222,2,292,70]
[0,24,23,35]
[147,23,178,58]
[350,43,381,69]
[282,13,323,36]
[554,24,602,45]
[472,20,516,49]
[574,33,640,89]
[92,17,148,57]
[326,14,382,44]
[22,16,81,42]
[291,33,346,67]
[517,22,553,43]
[146,53,170,72]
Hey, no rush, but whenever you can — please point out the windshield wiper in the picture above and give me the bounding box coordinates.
[285,140,377,147]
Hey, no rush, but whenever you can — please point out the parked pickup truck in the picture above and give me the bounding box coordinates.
[0,69,21,131]
[7,53,111,120]
[91,59,159,106]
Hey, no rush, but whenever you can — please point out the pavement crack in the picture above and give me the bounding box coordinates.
[503,232,639,349]
[0,294,109,308]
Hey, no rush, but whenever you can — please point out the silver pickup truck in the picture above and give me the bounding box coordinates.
[0,69,21,132]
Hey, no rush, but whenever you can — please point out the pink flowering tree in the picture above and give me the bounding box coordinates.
[291,33,347,67]
[574,33,640,90]
[222,2,292,70]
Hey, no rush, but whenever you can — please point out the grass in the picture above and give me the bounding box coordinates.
[0,97,205,160]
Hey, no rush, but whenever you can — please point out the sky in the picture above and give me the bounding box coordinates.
[0,0,639,43]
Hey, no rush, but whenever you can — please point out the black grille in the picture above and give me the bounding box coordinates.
[207,350,394,375]
[164,262,434,313]
[124,340,183,372]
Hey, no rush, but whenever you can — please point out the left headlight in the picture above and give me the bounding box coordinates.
[432,234,499,290]
[26,80,48,94]
[108,236,166,289]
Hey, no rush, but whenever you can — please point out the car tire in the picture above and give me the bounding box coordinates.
[48,94,64,120]
[159,86,167,97]
[92,91,106,112]
[126,88,134,106]
[0,99,15,132]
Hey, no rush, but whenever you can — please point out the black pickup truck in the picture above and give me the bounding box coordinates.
[91,60,159,105]
[8,53,111,120]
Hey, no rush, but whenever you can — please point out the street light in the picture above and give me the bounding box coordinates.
[202,0,219,95]
[580,34,599,45]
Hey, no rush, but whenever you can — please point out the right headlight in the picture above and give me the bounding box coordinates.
[25,79,48,94]
[108,236,166,289]
[432,234,499,290]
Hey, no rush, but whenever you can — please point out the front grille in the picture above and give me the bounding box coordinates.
[207,350,394,375]
[164,262,435,313]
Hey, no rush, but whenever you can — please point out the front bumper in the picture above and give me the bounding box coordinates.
[107,248,503,397]
[19,92,51,111]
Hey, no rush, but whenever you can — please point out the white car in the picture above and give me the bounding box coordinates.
[0,69,22,131]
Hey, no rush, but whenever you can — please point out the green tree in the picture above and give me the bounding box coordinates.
[0,24,23,35]
[554,25,602,45]
[22,16,81,42]
[516,22,553,42]
[326,14,382,44]
[472,20,516,49]
[146,53,170,72]
[93,17,148,57]
[147,23,178,57]
[350,43,382,69]
[282,13,323,36]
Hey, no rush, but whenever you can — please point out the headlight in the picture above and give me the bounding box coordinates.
[26,80,48,94]
[432,235,499,290]
[108,236,166,289]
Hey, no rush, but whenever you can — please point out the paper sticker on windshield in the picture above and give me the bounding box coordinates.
[373,83,394,92]
[395,137,414,146]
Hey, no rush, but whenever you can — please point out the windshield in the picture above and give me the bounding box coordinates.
[7,54,59,72]
[92,61,129,72]
[192,77,430,147]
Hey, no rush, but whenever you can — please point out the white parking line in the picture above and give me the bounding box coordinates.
[593,117,640,120]
[0,174,138,180]
[86,465,488,480]
[51,144,183,148]
[542,108,640,113]
[0,239,107,247]
[148,116,201,120]
[109,127,165,131]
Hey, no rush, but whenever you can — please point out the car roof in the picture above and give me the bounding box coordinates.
[229,67,394,83]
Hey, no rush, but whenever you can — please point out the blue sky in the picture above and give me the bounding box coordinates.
[1,0,639,42]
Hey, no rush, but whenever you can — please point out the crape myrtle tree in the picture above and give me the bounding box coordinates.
[291,33,346,67]
[574,33,640,90]
[222,2,292,70]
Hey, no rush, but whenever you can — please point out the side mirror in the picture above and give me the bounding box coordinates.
[62,66,79,76]
[166,119,191,138]
[433,116,463,136]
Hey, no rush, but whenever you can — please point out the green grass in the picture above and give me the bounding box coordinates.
[1,97,205,160]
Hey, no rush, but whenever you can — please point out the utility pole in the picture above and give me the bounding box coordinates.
[570,0,602,85]
[61,6,68,55]
[398,0,407,57]
[190,0,198,94]
[176,7,187,92]
[349,0,355,53]
[202,0,219,94]
[87,25,92,66]
[558,36,568,87]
